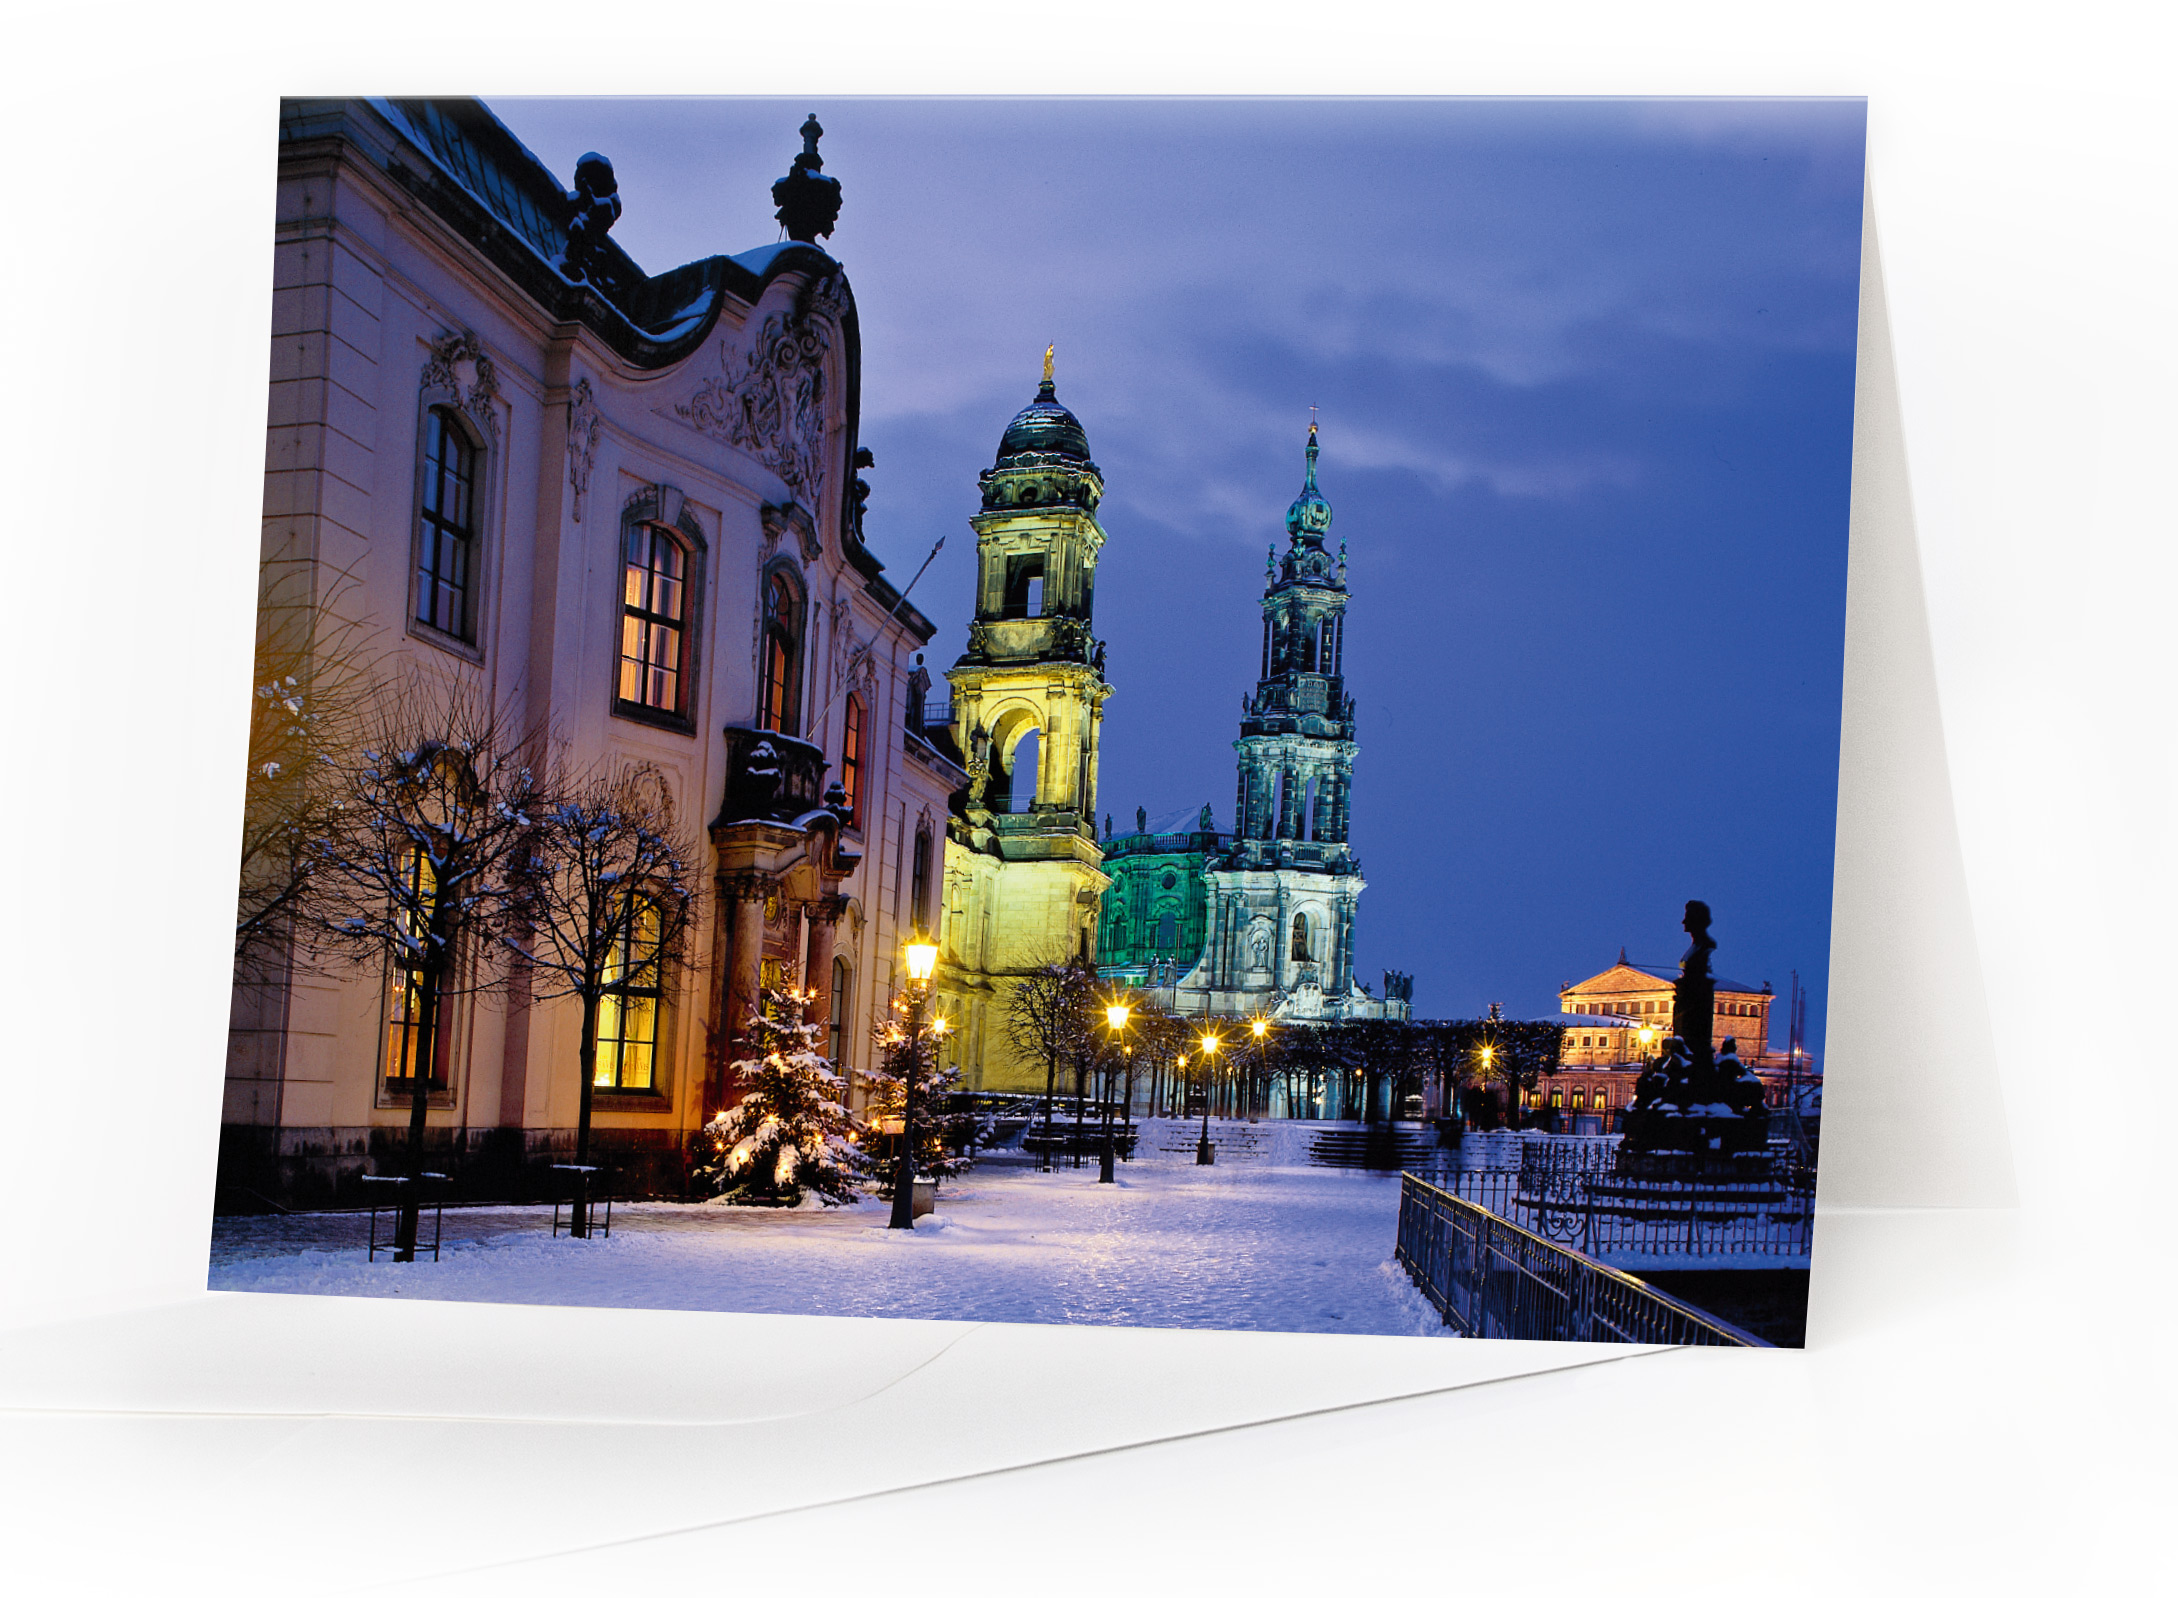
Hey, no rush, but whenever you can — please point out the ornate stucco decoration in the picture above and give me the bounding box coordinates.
[421,330,499,443]
[566,378,600,523]
[828,595,877,701]
[676,271,849,508]
[761,501,823,565]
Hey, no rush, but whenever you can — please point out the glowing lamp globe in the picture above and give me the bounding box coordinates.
[903,932,939,985]
[1106,1004,1132,1032]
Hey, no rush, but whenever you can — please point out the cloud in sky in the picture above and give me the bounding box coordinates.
[496,95,1864,1050]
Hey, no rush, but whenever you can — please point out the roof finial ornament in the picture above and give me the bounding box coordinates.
[1044,343,1055,384]
[1037,342,1057,402]
[772,112,843,245]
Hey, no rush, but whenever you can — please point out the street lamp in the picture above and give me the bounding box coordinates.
[889,928,941,1230]
[1196,1031,1221,1165]
[1099,1001,1131,1183]
[1249,1016,1269,1122]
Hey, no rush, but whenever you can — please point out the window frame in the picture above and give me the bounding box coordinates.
[592,894,667,1094]
[611,487,709,737]
[377,848,463,1106]
[840,692,865,827]
[759,563,806,736]
[407,402,493,659]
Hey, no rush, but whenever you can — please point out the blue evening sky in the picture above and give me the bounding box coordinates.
[496,97,1865,1054]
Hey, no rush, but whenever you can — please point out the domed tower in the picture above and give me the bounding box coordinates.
[935,350,1114,1089]
[1180,420,1393,1025]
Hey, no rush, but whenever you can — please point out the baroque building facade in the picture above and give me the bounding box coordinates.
[929,357,1113,1090]
[225,98,959,1207]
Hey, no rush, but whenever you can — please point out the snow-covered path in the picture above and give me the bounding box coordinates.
[210,1152,1450,1337]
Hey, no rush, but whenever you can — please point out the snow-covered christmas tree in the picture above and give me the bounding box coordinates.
[864,999,985,1196]
[694,986,868,1205]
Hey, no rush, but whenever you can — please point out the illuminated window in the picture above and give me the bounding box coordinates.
[911,825,933,930]
[840,694,865,824]
[415,408,477,639]
[760,569,803,734]
[828,956,853,1069]
[1290,913,1309,962]
[619,524,688,714]
[594,897,664,1091]
[382,850,448,1084]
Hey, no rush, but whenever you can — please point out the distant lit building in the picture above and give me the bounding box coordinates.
[1533,953,1817,1134]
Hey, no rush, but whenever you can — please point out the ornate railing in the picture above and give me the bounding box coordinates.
[1394,1173,1769,1346]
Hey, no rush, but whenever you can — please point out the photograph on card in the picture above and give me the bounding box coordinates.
[218,97,1864,1347]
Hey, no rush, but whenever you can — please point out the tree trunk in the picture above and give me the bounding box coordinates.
[395,936,453,1262]
[571,993,600,1237]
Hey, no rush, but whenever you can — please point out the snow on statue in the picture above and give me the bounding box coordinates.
[694,985,868,1206]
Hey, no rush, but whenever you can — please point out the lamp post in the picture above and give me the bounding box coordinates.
[1100,1002,1131,1183]
[1249,1016,1269,1122]
[889,929,941,1230]
[1196,1032,1221,1165]
[1476,1042,1499,1130]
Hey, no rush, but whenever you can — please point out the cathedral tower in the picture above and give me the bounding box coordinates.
[1179,422,1394,1021]
[934,352,1113,1088]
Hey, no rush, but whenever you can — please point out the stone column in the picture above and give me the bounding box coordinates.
[710,871,772,1117]
[803,897,847,1038]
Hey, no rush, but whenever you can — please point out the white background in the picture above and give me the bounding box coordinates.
[1,2,2171,1592]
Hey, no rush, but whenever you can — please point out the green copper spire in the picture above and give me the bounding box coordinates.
[1284,418,1334,545]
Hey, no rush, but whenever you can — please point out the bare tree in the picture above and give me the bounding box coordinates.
[1005,957,1097,1169]
[298,672,545,1260]
[502,761,697,1236]
[236,554,381,976]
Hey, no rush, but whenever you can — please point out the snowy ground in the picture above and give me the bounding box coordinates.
[210,1132,1453,1338]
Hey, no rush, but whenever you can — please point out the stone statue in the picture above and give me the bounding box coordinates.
[1623,900,1769,1156]
[1136,806,1147,835]
[1246,917,1272,970]
[558,152,622,284]
[772,113,844,244]
[1198,803,1215,833]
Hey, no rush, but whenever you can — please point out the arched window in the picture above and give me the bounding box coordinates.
[595,896,664,1091]
[760,569,803,735]
[1009,728,1040,813]
[840,694,865,824]
[619,523,689,714]
[416,407,478,639]
[1290,912,1310,963]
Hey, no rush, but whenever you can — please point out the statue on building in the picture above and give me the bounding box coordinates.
[557,152,622,283]
[772,113,843,244]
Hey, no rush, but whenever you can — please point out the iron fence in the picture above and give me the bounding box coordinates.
[1394,1173,1770,1346]
[1412,1164,1813,1260]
